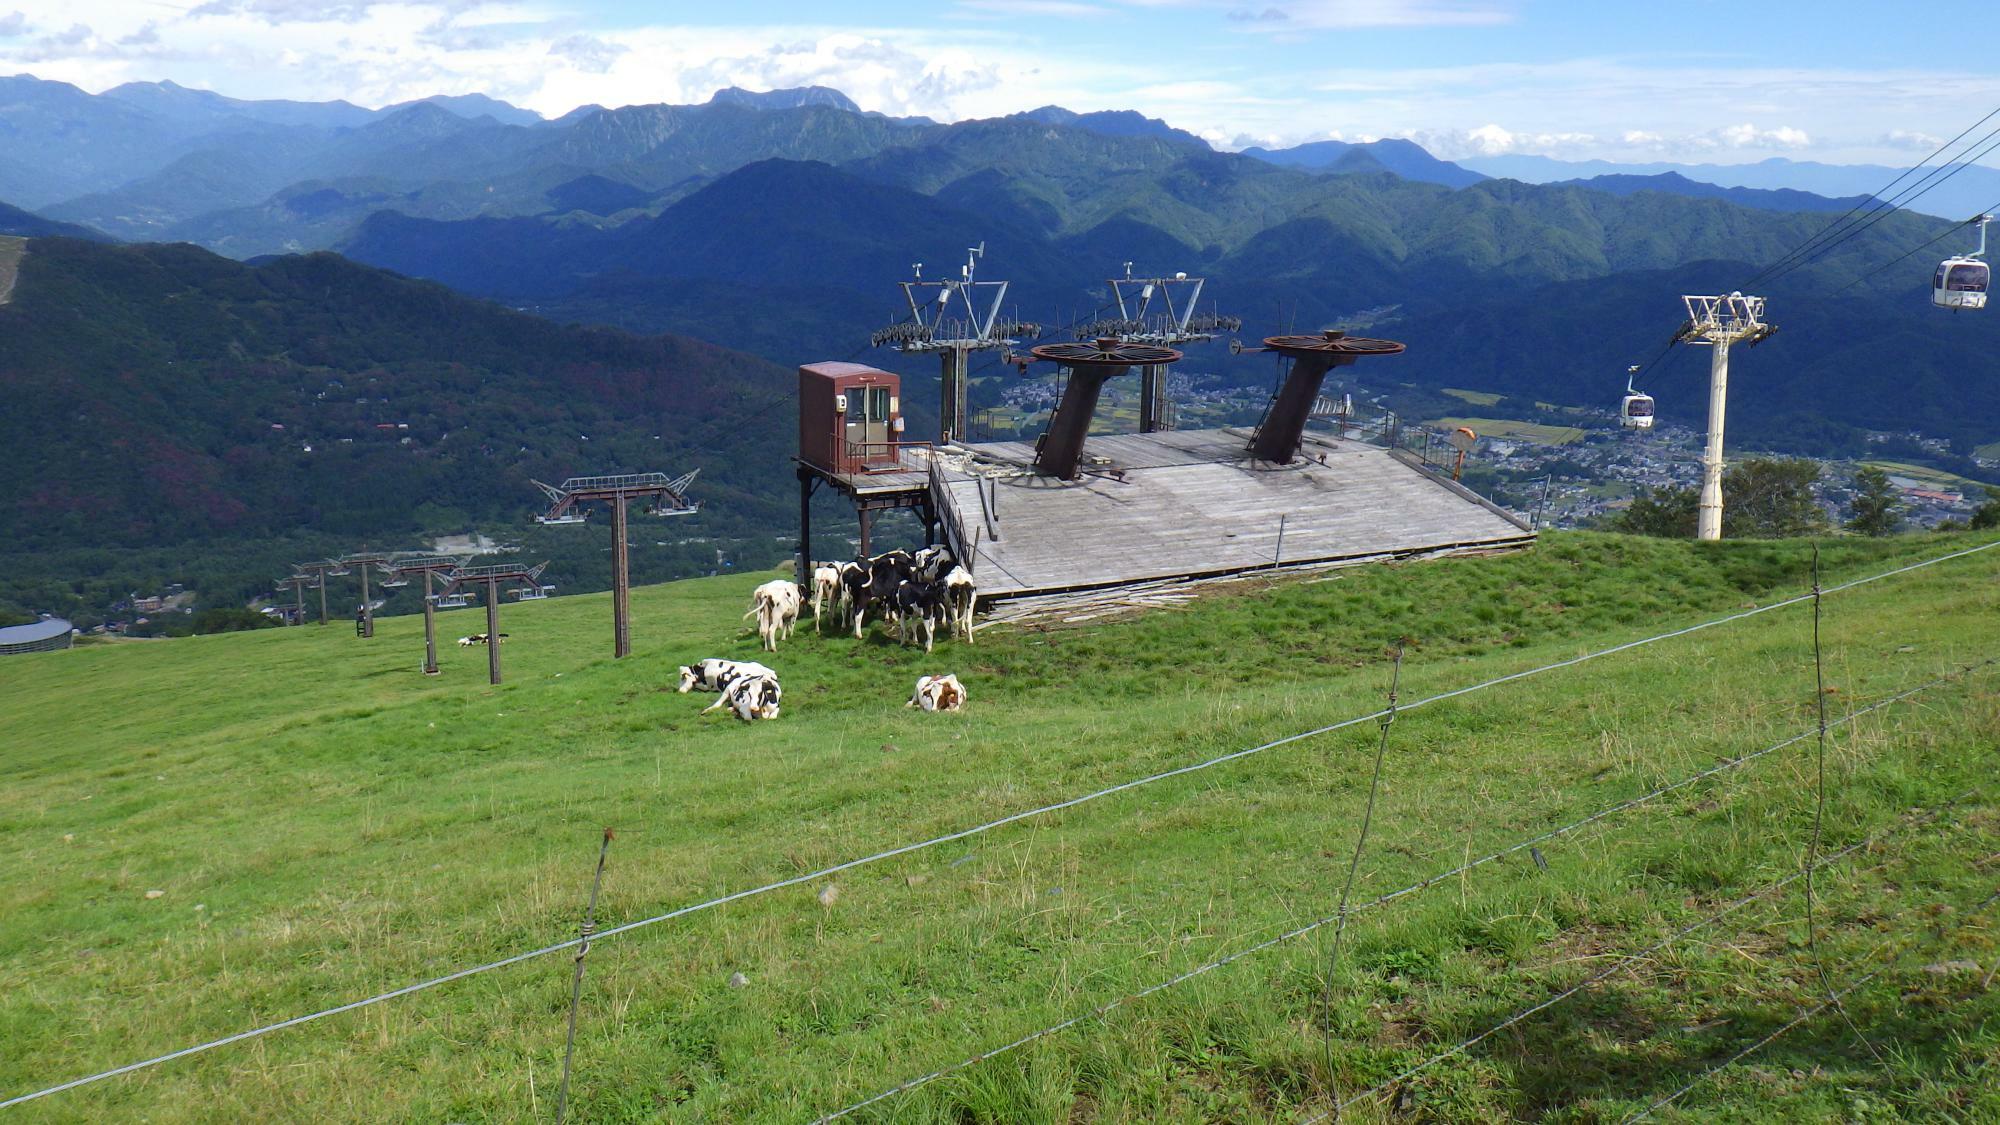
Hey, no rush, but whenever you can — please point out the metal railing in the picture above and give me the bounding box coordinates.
[926,458,975,575]
[841,440,933,475]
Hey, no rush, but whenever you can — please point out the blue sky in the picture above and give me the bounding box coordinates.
[2,0,1992,164]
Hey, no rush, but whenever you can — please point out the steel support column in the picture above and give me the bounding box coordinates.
[1249,353,1344,464]
[1698,339,1731,542]
[484,580,502,685]
[940,346,970,445]
[421,569,440,675]
[611,494,631,658]
[1139,364,1168,433]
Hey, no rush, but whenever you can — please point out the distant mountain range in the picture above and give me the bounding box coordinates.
[1463,154,1997,221]
[5,71,1975,263]
[1238,137,1487,188]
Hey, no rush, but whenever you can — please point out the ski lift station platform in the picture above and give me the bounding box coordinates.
[795,362,1535,601]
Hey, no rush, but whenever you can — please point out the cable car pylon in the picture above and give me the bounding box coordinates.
[1678,293,1775,541]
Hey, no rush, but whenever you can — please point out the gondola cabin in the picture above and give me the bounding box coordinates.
[799,362,907,475]
[1933,257,1989,310]
[1620,392,1655,429]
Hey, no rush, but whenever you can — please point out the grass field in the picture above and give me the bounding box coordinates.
[1439,388,1503,407]
[1863,459,1989,494]
[3,533,1999,1122]
[1430,417,1588,446]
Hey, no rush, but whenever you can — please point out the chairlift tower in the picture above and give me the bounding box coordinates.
[274,573,314,626]
[289,560,345,625]
[872,243,1042,444]
[438,561,550,685]
[1678,293,1775,541]
[1079,265,1241,432]
[339,552,395,638]
[386,554,468,676]
[532,471,699,658]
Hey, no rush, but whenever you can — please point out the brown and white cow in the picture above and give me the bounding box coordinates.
[906,673,967,712]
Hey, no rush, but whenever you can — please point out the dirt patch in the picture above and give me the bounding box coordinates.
[0,236,23,305]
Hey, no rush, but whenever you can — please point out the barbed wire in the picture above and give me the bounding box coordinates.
[1308,794,1974,1123]
[803,668,1994,1123]
[5,539,1997,1110]
[1623,883,2000,1122]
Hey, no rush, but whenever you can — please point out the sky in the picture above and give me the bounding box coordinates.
[1,0,1994,165]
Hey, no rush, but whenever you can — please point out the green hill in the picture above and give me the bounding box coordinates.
[0,237,823,619]
[1,532,1995,1121]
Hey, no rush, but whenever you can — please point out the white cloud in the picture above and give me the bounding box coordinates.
[1882,128,1944,151]
[1230,0,1513,29]
[0,10,24,36]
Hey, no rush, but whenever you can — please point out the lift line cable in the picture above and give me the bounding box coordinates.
[1752,126,2000,291]
[820,777,1985,1125]
[1833,211,1985,294]
[5,540,1998,1111]
[1309,794,1975,1124]
[1624,882,2000,1123]
[1738,101,2000,292]
[1743,109,2000,291]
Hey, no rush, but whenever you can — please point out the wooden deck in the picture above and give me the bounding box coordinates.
[940,428,1534,600]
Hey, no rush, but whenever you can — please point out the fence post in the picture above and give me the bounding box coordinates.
[1273,514,1287,569]
[555,828,615,1125]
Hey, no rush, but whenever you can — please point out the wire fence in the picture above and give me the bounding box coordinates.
[5,538,2000,1112]
[807,670,1995,1123]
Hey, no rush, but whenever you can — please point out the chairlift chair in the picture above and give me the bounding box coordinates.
[1619,364,1655,429]
[1934,214,1992,311]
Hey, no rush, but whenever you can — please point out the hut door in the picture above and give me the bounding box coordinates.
[845,385,893,466]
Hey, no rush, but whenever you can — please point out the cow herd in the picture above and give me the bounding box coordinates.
[677,546,980,723]
[820,546,975,653]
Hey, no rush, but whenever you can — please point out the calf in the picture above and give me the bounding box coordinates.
[906,673,967,713]
[677,658,775,694]
[704,671,782,721]
[810,563,841,633]
[744,579,803,652]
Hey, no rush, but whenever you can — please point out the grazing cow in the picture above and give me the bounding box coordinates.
[840,558,873,638]
[810,563,841,633]
[705,671,782,721]
[677,658,775,694]
[745,579,803,652]
[942,566,976,643]
[906,673,967,712]
[891,578,949,652]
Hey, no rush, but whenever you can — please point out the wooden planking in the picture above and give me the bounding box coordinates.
[944,428,1533,599]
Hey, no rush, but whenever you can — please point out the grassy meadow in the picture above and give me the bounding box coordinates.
[1,532,1998,1122]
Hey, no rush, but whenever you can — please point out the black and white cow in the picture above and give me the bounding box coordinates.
[704,670,782,721]
[891,577,949,652]
[745,579,803,652]
[810,563,842,633]
[677,658,775,694]
[942,565,976,643]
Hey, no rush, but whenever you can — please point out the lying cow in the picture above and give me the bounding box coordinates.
[676,658,775,694]
[457,633,508,646]
[704,670,782,721]
[906,673,967,713]
[745,579,802,652]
